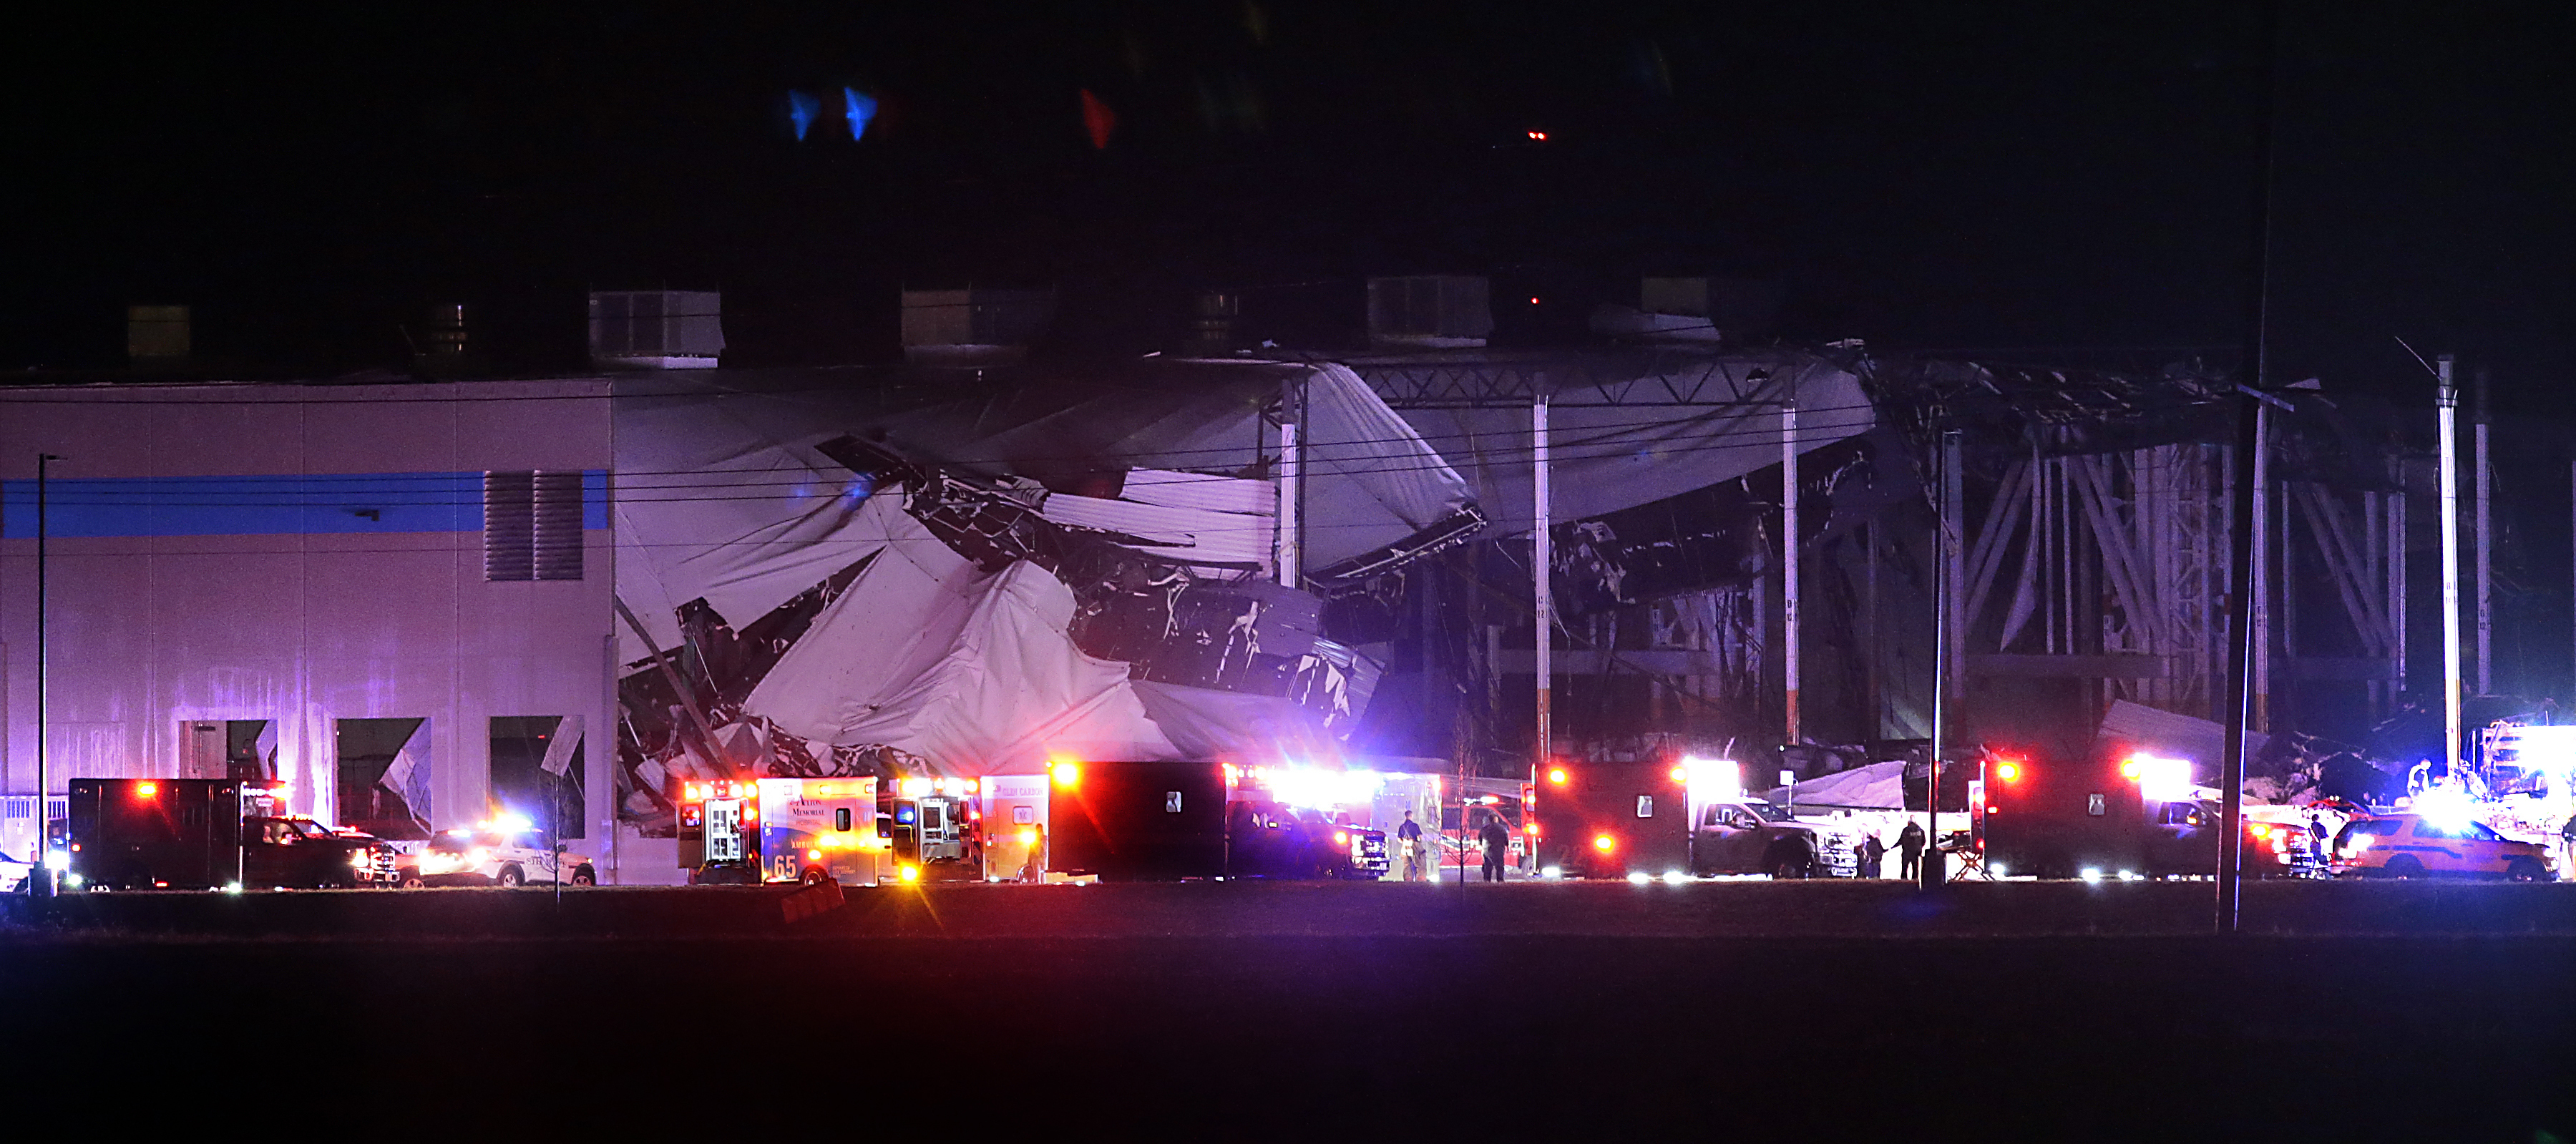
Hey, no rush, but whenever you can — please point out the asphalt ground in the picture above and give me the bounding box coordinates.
[7,882,2573,1140]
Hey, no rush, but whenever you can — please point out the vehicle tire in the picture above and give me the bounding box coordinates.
[571,864,597,886]
[496,864,526,888]
[399,874,426,889]
[1765,846,1804,879]
[799,866,829,886]
[2384,856,2425,880]
[2505,859,2545,883]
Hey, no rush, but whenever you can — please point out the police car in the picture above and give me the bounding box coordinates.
[399,818,597,887]
[2332,813,2557,881]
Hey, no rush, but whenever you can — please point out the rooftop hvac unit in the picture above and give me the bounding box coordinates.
[127,305,190,364]
[1640,277,1713,317]
[901,288,1056,364]
[1594,277,1782,344]
[1644,277,1781,338]
[589,290,724,369]
[1366,276,1491,348]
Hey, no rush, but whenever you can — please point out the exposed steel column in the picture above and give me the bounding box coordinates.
[1782,389,1801,747]
[1533,393,1553,781]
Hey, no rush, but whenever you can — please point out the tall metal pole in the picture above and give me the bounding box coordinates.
[2250,402,2271,730]
[1533,393,1553,788]
[2474,369,2492,698]
[2217,0,2279,933]
[2436,356,2464,778]
[34,453,62,899]
[1782,391,1801,748]
[2217,394,2258,932]
[1924,427,1961,889]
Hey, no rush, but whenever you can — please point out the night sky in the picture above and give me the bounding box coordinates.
[9,1,2570,404]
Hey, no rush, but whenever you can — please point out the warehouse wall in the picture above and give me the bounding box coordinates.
[0,379,615,845]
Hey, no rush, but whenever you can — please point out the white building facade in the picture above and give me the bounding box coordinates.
[0,378,618,871]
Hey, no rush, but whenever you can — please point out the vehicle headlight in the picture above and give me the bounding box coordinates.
[349,851,370,869]
[2350,835,2373,853]
[469,848,490,864]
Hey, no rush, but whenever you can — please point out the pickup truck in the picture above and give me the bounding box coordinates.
[1225,801,1390,880]
[241,816,400,888]
[1690,798,1860,879]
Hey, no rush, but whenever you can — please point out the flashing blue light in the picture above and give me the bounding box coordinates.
[788,90,821,141]
[896,806,917,826]
[844,88,877,141]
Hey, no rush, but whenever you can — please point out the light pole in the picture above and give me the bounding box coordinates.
[1923,427,1958,890]
[34,453,64,899]
[2436,357,2464,781]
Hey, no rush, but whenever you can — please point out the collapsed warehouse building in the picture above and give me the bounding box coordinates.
[1,286,2439,876]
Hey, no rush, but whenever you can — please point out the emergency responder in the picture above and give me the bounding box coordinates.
[1018,824,1046,884]
[1897,820,1926,881]
[1860,831,1887,879]
[1478,814,1511,882]
[1396,811,1426,881]
[2560,814,2575,876]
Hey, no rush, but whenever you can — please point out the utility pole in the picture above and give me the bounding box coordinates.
[2436,356,2464,779]
[2218,391,2260,932]
[2218,0,2279,933]
[34,453,63,899]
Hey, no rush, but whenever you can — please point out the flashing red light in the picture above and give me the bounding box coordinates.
[1668,765,1687,783]
[1546,767,1568,786]
[1334,831,1350,846]
[1526,130,1547,141]
[1050,761,1082,789]
[1592,833,1616,853]
[135,781,159,798]
[1994,761,2021,783]
[2119,758,2145,781]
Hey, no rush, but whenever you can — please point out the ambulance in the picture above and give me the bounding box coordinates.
[677,777,889,886]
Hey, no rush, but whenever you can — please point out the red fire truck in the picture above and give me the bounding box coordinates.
[1529,759,1694,879]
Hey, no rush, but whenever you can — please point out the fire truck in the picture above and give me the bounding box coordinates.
[1045,760,1229,881]
[65,777,398,890]
[1042,760,1392,881]
[1979,750,2152,879]
[1535,760,1697,879]
[1532,758,1858,879]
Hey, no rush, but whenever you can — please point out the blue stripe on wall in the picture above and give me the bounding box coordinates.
[0,470,610,538]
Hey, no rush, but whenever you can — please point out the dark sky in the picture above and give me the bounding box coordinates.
[6,1,2571,411]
